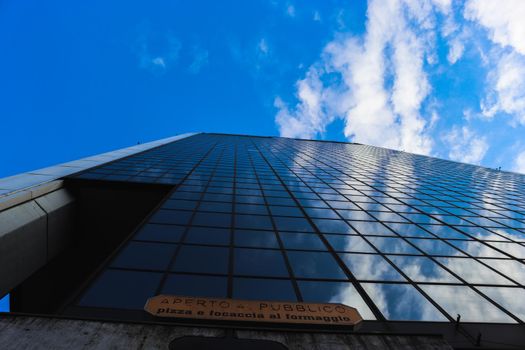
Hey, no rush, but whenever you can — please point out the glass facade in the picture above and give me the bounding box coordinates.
[71,133,525,324]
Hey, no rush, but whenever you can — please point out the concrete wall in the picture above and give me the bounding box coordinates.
[0,187,75,298]
[0,315,453,350]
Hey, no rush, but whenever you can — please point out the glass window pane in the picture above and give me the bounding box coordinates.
[339,253,406,281]
[192,212,231,228]
[445,240,508,258]
[270,206,303,217]
[185,227,230,245]
[435,258,515,285]
[477,287,525,321]
[162,200,198,210]
[234,248,289,277]
[350,221,395,236]
[233,278,297,301]
[236,204,268,215]
[234,230,279,248]
[366,237,421,254]
[361,283,447,321]
[110,242,176,271]
[287,251,347,279]
[162,274,227,298]
[173,246,229,274]
[313,219,353,234]
[325,235,375,253]
[336,210,376,221]
[134,224,184,243]
[480,259,525,284]
[305,208,340,219]
[235,214,273,230]
[420,285,516,323]
[298,281,375,320]
[280,232,326,250]
[79,269,162,310]
[486,242,525,259]
[384,223,434,238]
[408,238,465,256]
[198,202,233,213]
[274,217,314,232]
[388,256,461,283]
[150,210,193,225]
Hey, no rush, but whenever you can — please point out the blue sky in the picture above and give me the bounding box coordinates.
[1,0,525,178]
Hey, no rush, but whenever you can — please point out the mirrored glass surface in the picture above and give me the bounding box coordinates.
[388,256,460,283]
[134,224,185,243]
[361,283,447,321]
[280,232,326,250]
[366,237,421,254]
[298,281,375,320]
[110,242,176,271]
[338,253,406,281]
[287,251,347,279]
[420,285,516,323]
[234,230,279,248]
[234,248,289,277]
[349,221,395,236]
[434,258,515,285]
[407,238,464,256]
[477,287,525,322]
[173,246,229,274]
[445,240,507,258]
[79,269,162,310]
[480,259,525,284]
[233,278,297,301]
[324,235,375,253]
[162,274,227,298]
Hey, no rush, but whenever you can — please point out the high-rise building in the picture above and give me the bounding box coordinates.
[1,133,524,349]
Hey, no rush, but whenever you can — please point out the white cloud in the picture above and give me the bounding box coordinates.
[136,32,181,74]
[275,66,331,138]
[464,0,525,55]
[151,57,166,68]
[447,37,464,64]
[258,38,269,55]
[513,150,525,174]
[275,0,442,155]
[442,126,488,164]
[481,51,525,124]
[465,0,525,126]
[313,11,321,22]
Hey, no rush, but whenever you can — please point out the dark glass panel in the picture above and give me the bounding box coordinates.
[79,270,162,310]
[233,278,297,301]
[173,246,229,274]
[162,274,227,298]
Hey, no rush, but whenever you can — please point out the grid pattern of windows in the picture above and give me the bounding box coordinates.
[71,134,525,324]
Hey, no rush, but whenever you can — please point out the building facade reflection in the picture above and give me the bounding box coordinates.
[68,133,525,325]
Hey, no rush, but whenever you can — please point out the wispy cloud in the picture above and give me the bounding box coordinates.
[258,38,269,56]
[286,4,296,18]
[274,0,525,171]
[275,0,450,155]
[480,51,525,124]
[465,0,525,125]
[313,10,321,22]
[513,150,525,174]
[136,30,181,74]
[188,47,209,74]
[442,126,489,164]
[464,0,525,55]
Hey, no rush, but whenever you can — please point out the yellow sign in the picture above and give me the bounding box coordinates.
[144,295,362,327]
